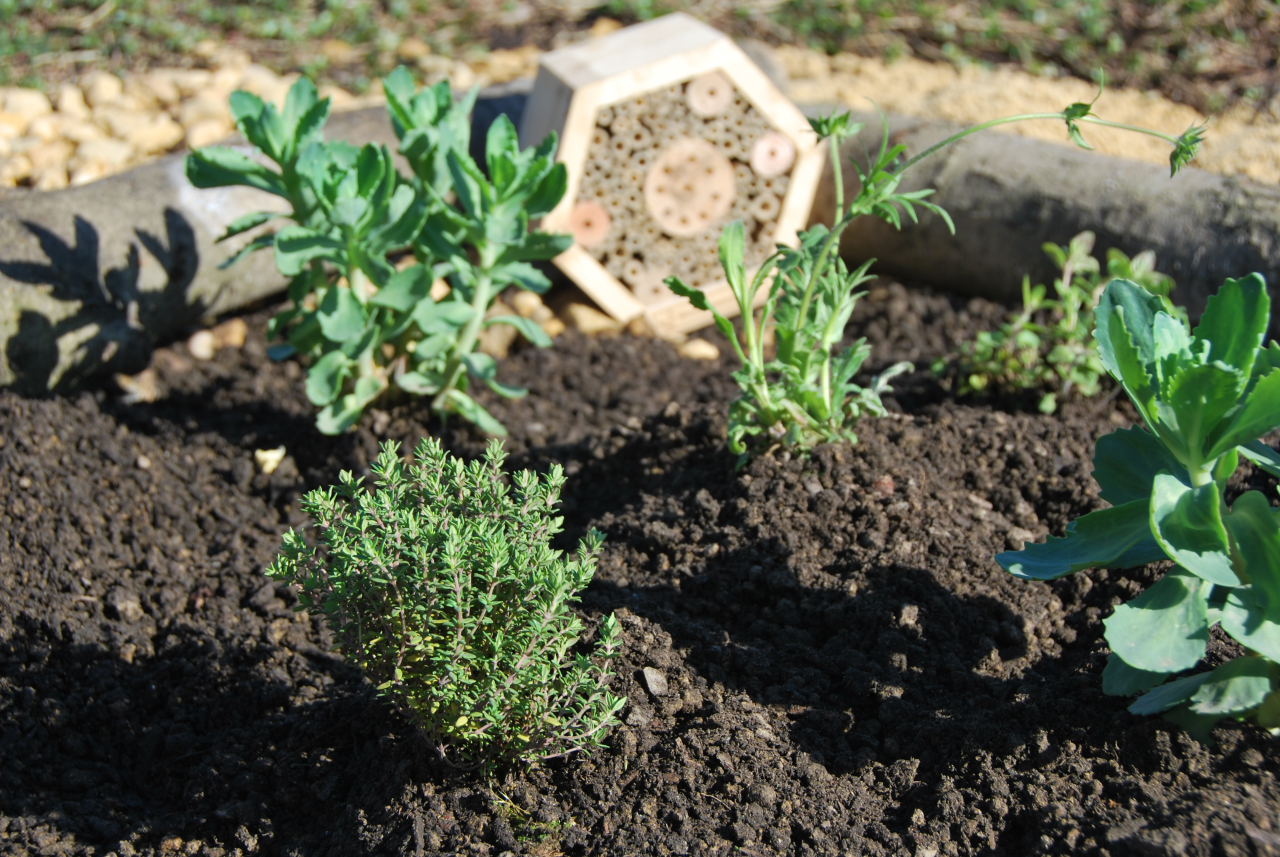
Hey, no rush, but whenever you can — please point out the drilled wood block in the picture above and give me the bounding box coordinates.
[519,13,824,337]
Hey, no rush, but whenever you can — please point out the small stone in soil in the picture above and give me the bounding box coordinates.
[642,667,669,697]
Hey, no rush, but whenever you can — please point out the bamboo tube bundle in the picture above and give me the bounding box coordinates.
[521,13,823,335]
[570,73,808,312]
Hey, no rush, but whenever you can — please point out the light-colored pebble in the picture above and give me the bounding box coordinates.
[254,446,287,475]
[124,114,185,154]
[210,317,249,349]
[567,302,622,334]
[642,667,669,697]
[677,338,720,360]
[81,71,124,108]
[55,84,91,120]
[187,329,217,361]
[184,117,233,150]
[1,87,52,120]
[70,137,135,170]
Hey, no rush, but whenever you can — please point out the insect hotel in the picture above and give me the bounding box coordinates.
[519,14,825,337]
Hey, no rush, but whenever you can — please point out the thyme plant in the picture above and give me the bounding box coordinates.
[268,438,625,768]
[186,69,569,436]
[667,90,1205,463]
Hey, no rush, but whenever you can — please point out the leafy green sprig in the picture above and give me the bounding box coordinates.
[666,88,1204,464]
[936,230,1180,413]
[268,437,626,769]
[185,69,569,436]
[998,274,1280,740]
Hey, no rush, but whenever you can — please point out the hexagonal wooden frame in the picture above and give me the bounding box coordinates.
[519,13,825,337]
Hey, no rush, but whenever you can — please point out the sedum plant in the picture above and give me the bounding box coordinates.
[936,230,1181,414]
[185,69,569,436]
[268,437,625,768]
[998,274,1280,740]
[667,90,1205,464]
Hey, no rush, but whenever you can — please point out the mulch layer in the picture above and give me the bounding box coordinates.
[2,282,1278,857]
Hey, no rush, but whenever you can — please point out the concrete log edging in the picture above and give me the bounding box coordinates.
[2,96,1278,394]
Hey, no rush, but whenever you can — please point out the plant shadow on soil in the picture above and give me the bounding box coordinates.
[3,282,1279,857]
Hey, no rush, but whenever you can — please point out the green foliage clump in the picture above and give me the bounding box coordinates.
[267,438,625,768]
[665,115,917,465]
[667,90,1204,465]
[935,230,1179,413]
[185,68,568,436]
[999,274,1280,740]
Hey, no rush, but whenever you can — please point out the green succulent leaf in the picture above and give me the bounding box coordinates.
[316,375,384,435]
[1238,440,1280,479]
[1102,655,1169,696]
[445,389,507,436]
[1205,368,1280,460]
[305,350,353,406]
[1103,568,1209,674]
[412,300,474,335]
[217,211,285,243]
[273,226,344,276]
[1224,490,1280,607]
[1129,671,1213,716]
[217,232,276,270]
[526,161,568,219]
[1188,656,1273,716]
[1150,473,1239,586]
[996,499,1167,580]
[1165,362,1247,459]
[185,147,290,198]
[369,264,431,312]
[1220,587,1280,663]
[1192,273,1269,378]
[484,314,553,348]
[1093,281,1162,422]
[317,286,368,342]
[1091,426,1184,506]
[396,370,443,396]
[462,351,497,381]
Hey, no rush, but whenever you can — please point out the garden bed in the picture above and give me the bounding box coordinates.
[1,281,1277,857]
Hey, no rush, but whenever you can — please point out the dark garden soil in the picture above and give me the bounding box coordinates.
[2,282,1279,857]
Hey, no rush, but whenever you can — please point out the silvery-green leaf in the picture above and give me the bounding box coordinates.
[396,370,442,396]
[1192,273,1269,379]
[1224,490,1280,607]
[1188,656,1272,716]
[305,350,352,406]
[1128,672,1213,715]
[412,300,474,335]
[491,261,552,295]
[1165,362,1245,460]
[1091,426,1183,506]
[462,351,497,381]
[1103,568,1209,673]
[996,499,1167,580]
[185,147,289,198]
[1205,368,1280,460]
[317,286,368,343]
[274,225,344,276]
[1102,655,1169,696]
[1238,440,1280,479]
[1151,472,1240,586]
[445,389,507,436]
[217,211,284,242]
[526,161,567,218]
[1093,281,1160,424]
[1220,587,1280,662]
[484,314,552,348]
[370,264,431,312]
